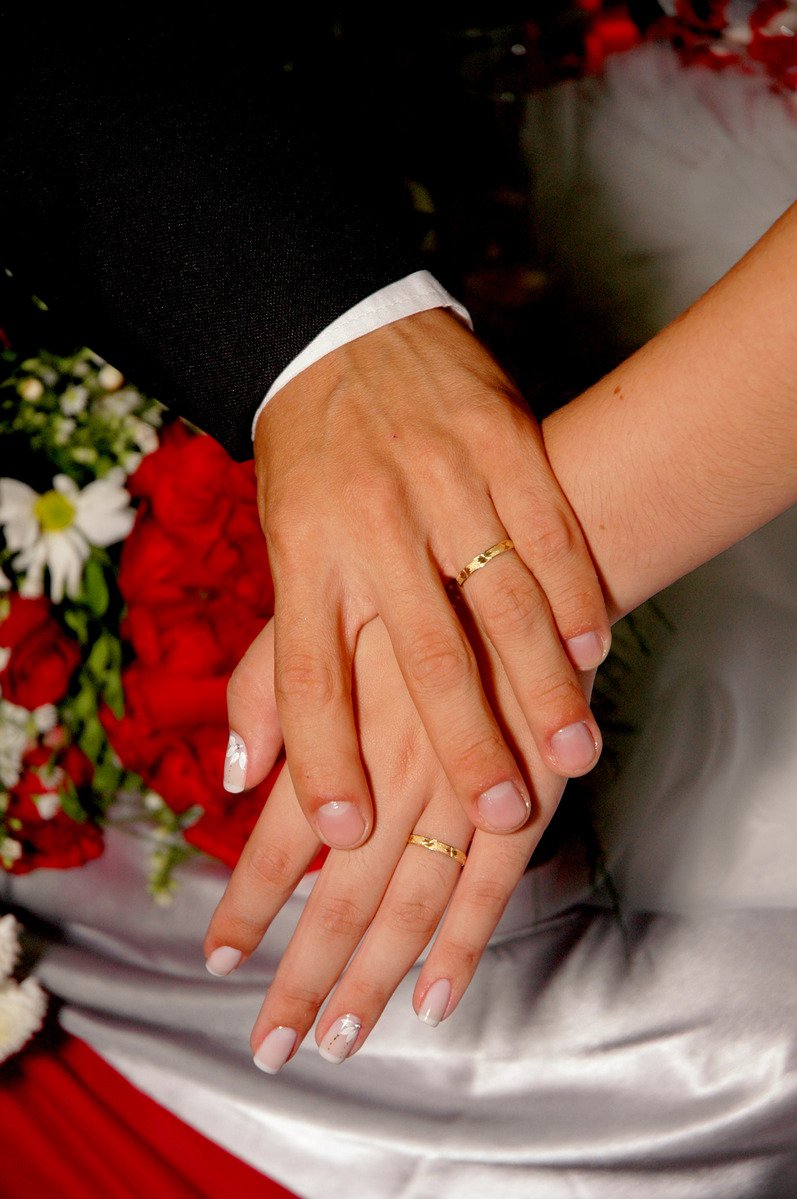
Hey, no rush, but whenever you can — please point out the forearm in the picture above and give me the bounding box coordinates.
[543,202,797,621]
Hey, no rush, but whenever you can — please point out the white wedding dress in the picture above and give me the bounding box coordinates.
[4,40,797,1199]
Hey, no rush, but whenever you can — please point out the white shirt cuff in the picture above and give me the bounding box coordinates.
[250,270,472,440]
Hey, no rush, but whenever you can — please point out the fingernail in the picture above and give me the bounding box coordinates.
[224,731,247,793]
[550,722,599,774]
[253,1026,297,1075]
[318,1014,361,1063]
[476,781,530,832]
[566,631,608,671]
[418,979,451,1027]
[316,801,366,849]
[205,946,243,977]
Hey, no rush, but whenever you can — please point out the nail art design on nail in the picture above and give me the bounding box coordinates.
[224,731,247,793]
[318,1013,361,1064]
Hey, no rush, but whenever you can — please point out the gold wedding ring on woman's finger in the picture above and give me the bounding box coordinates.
[455,539,515,588]
[407,834,468,867]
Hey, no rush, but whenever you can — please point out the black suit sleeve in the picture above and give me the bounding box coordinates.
[0,12,421,459]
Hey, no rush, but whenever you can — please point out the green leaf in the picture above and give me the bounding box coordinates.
[86,631,111,680]
[64,607,90,644]
[59,777,88,823]
[103,672,125,720]
[91,758,123,799]
[71,681,98,720]
[78,716,105,764]
[83,556,110,618]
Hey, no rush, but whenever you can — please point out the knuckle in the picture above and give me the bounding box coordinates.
[521,508,577,563]
[478,576,539,639]
[277,650,338,709]
[455,729,507,777]
[383,897,442,940]
[244,840,297,895]
[405,626,473,693]
[315,895,367,941]
[271,980,326,1020]
[465,876,511,915]
[436,937,481,976]
[531,672,583,713]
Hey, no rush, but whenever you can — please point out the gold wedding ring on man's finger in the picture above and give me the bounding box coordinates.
[455,539,515,588]
[407,834,468,867]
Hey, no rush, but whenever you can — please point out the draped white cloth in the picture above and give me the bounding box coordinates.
[4,41,797,1199]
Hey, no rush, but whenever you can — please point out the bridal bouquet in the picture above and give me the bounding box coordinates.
[0,338,283,899]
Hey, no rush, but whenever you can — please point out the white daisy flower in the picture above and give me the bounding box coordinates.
[0,470,135,603]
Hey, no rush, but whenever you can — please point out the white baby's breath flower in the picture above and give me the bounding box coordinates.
[0,565,10,592]
[97,364,124,391]
[32,792,60,820]
[0,976,48,1063]
[53,417,76,446]
[0,646,10,673]
[128,416,159,455]
[144,790,165,812]
[60,386,89,416]
[123,452,143,475]
[32,704,58,734]
[17,378,44,403]
[0,471,135,603]
[98,389,139,420]
[0,838,23,867]
[0,699,32,789]
[71,446,97,465]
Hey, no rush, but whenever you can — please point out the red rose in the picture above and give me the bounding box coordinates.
[6,742,103,874]
[108,421,284,867]
[0,595,81,709]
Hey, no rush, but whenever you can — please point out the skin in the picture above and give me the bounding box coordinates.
[207,201,797,1068]
[253,307,611,850]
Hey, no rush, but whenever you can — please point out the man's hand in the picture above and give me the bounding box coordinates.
[242,308,609,849]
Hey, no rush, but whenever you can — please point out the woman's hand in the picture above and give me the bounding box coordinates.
[206,612,581,1071]
[246,308,609,850]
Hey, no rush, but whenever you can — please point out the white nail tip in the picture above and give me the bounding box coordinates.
[205,946,243,977]
[253,1026,297,1075]
[318,1014,361,1063]
[224,731,247,793]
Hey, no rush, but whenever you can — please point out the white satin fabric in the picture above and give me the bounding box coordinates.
[4,42,797,1199]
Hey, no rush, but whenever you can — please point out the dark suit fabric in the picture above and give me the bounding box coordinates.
[0,13,421,459]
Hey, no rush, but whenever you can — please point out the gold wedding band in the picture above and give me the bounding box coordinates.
[455,538,515,588]
[407,834,468,867]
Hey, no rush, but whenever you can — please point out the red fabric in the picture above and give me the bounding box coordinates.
[0,1033,300,1199]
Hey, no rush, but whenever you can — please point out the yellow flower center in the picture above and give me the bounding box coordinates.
[34,489,76,532]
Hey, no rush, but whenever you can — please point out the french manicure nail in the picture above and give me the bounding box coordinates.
[550,722,599,774]
[316,801,366,849]
[205,945,243,977]
[224,731,247,793]
[418,979,451,1027]
[253,1027,297,1075]
[476,781,530,832]
[318,1014,362,1063]
[566,631,608,671]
